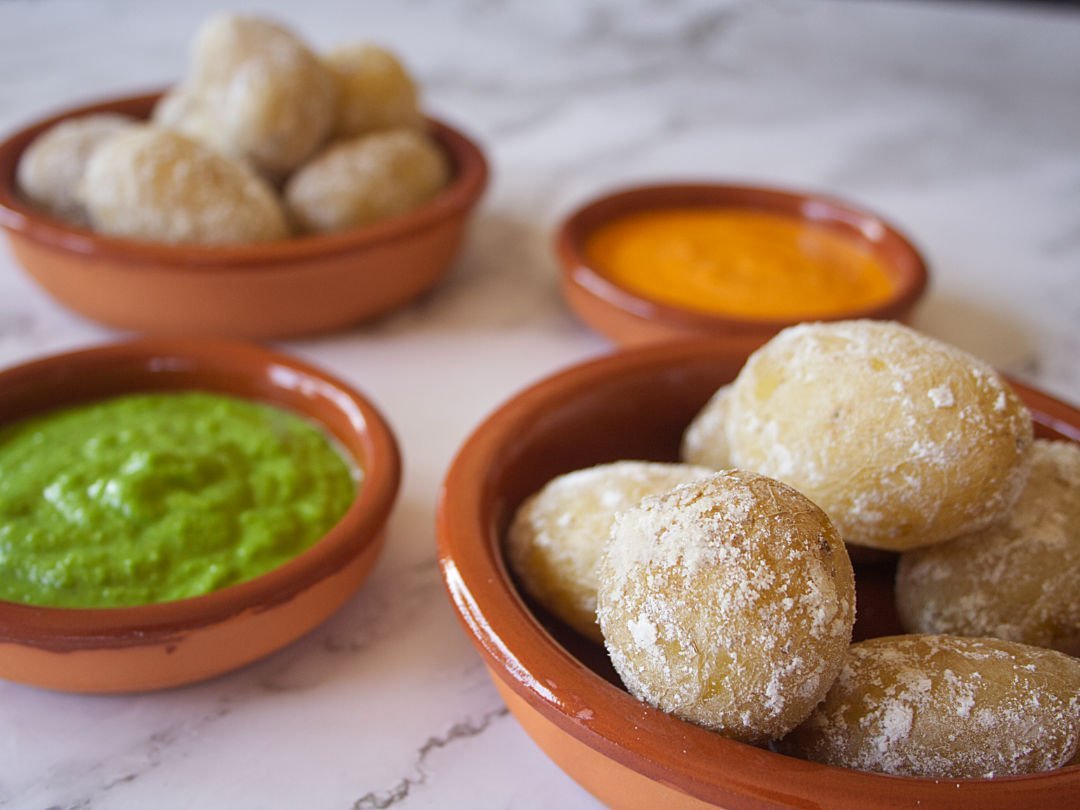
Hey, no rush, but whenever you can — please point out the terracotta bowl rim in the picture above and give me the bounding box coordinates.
[555,181,930,333]
[0,338,401,647]
[436,338,1080,806]
[0,88,489,269]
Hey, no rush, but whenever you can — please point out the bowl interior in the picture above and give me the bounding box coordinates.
[441,338,1080,807]
[558,183,929,330]
[0,90,487,266]
[0,338,400,637]
[493,351,1080,663]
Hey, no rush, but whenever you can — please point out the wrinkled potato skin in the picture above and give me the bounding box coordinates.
[726,320,1033,551]
[507,461,713,643]
[778,635,1080,778]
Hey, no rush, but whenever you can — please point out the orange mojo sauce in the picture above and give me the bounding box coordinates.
[584,208,896,320]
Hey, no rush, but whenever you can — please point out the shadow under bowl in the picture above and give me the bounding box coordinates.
[0,338,401,692]
[556,183,929,346]
[0,90,489,339]
[437,338,1079,809]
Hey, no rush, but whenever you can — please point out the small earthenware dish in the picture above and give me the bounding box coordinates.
[555,183,929,346]
[0,90,488,339]
[437,338,1079,809]
[0,338,400,692]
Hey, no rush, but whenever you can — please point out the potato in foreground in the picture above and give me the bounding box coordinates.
[155,13,336,178]
[598,470,855,744]
[507,461,713,643]
[724,320,1033,551]
[79,126,289,245]
[896,439,1080,654]
[284,128,449,233]
[16,113,135,225]
[777,634,1080,778]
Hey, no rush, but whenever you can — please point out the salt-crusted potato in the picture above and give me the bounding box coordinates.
[79,126,288,245]
[152,86,213,147]
[896,439,1080,654]
[681,385,732,469]
[507,461,714,643]
[724,320,1034,551]
[597,470,855,744]
[326,43,423,138]
[154,14,336,178]
[284,128,449,233]
[16,113,135,224]
[777,634,1080,778]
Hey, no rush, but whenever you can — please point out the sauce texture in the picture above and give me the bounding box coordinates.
[0,392,357,608]
[584,208,896,320]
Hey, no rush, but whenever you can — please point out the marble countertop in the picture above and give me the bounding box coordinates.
[0,0,1077,807]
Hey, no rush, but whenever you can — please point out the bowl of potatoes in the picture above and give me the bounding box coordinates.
[437,321,1080,809]
[0,14,488,338]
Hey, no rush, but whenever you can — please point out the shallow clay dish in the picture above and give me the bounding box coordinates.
[437,339,1079,809]
[0,339,400,692]
[556,183,929,346]
[0,91,488,339]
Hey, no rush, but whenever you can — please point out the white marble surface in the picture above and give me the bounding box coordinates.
[0,0,1078,807]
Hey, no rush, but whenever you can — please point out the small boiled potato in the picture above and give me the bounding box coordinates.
[79,126,289,245]
[506,461,714,643]
[725,320,1034,551]
[777,634,1080,778]
[326,43,423,138]
[155,14,336,178]
[16,113,135,224]
[681,385,732,469]
[152,85,214,147]
[598,470,855,744]
[284,128,449,234]
[897,439,1080,654]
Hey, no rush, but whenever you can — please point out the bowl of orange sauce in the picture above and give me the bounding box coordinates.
[556,183,929,345]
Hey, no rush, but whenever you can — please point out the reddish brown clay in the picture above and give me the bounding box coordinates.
[0,91,488,339]
[437,338,1079,809]
[0,339,401,692]
[556,183,930,346]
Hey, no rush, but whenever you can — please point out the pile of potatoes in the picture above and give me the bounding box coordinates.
[508,319,1080,779]
[16,14,449,245]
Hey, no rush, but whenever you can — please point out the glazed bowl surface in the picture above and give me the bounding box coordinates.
[0,338,401,692]
[556,183,929,346]
[437,338,1080,809]
[0,91,489,339]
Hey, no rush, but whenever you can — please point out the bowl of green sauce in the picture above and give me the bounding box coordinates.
[0,338,400,692]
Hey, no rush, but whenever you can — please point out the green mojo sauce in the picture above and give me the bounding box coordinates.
[0,391,357,608]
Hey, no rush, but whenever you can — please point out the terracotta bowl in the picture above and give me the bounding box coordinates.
[0,338,400,693]
[0,91,489,339]
[437,339,1080,809]
[556,183,929,346]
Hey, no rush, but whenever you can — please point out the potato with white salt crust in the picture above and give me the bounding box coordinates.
[16,113,135,224]
[723,320,1034,551]
[507,461,714,643]
[284,128,449,234]
[896,439,1080,654]
[326,43,424,138]
[597,470,855,744]
[79,126,288,245]
[681,385,732,469]
[154,14,336,178]
[777,634,1080,778]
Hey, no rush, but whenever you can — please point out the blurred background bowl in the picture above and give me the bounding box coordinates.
[556,183,928,346]
[437,338,1079,809]
[0,91,489,339]
[0,338,401,692]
